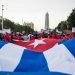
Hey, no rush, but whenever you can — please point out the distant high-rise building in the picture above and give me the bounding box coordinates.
[45,12,49,30]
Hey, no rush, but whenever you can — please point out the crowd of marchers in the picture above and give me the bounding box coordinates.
[0,31,74,42]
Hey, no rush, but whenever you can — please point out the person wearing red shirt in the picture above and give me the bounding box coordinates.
[13,32,21,40]
[4,32,10,42]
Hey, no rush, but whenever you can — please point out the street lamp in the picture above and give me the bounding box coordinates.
[2,5,4,31]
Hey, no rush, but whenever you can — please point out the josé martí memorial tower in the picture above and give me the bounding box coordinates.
[45,12,49,30]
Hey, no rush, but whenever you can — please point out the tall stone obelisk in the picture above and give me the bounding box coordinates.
[45,12,49,30]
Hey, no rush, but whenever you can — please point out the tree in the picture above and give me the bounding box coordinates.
[67,8,75,30]
[56,8,75,31]
[57,21,68,32]
[0,18,34,33]
[0,19,2,30]
[3,19,15,30]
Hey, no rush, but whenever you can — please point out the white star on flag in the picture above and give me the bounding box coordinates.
[29,39,46,48]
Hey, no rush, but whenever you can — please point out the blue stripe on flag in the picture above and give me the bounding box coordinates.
[15,49,49,72]
[63,38,75,57]
[0,41,8,48]
[0,72,69,75]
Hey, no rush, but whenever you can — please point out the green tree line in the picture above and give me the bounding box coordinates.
[56,8,75,32]
[0,18,34,33]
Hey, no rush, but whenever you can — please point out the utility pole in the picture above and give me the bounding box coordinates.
[2,5,4,31]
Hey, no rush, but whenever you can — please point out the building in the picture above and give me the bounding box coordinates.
[23,22,34,30]
[45,12,49,30]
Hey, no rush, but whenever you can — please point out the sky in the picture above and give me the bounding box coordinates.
[0,0,75,31]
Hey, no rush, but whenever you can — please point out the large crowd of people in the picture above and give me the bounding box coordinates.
[0,31,74,42]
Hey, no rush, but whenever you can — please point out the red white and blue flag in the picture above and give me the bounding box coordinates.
[0,38,75,75]
[13,38,61,52]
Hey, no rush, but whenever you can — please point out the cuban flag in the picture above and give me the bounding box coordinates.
[13,38,62,52]
[0,38,75,75]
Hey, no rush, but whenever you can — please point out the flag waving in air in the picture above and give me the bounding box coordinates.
[0,38,75,75]
[13,38,61,52]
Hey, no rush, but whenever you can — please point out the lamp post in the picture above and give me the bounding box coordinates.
[2,5,4,31]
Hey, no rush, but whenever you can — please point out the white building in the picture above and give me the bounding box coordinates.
[23,22,34,30]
